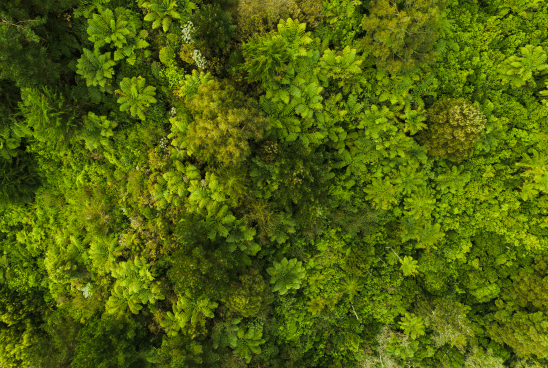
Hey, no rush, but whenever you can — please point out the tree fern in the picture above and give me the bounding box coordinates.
[161,292,218,337]
[76,48,116,93]
[87,8,131,48]
[142,0,183,32]
[77,112,118,151]
[115,77,157,120]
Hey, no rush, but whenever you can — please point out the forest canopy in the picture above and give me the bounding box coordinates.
[1,0,548,367]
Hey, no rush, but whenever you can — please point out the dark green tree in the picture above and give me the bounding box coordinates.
[0,0,80,88]
[360,0,447,75]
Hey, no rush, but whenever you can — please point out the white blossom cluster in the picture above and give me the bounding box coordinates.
[169,107,177,117]
[192,49,206,69]
[79,283,93,299]
[180,21,206,69]
[181,21,195,44]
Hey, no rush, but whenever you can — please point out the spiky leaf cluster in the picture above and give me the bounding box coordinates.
[498,45,548,88]
[76,48,116,93]
[161,292,218,337]
[87,8,132,48]
[417,98,486,162]
[266,257,306,295]
[142,0,183,32]
[115,76,157,120]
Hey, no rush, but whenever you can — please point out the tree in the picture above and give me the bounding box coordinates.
[76,48,117,93]
[498,45,548,88]
[360,0,447,75]
[465,347,505,368]
[192,3,235,57]
[16,86,78,152]
[242,18,313,83]
[416,297,474,349]
[142,0,183,32]
[115,76,157,121]
[87,8,132,49]
[0,154,40,208]
[76,112,118,152]
[266,257,306,295]
[0,0,80,88]
[489,255,548,359]
[106,256,165,315]
[225,268,273,317]
[417,98,486,162]
[71,315,151,368]
[160,291,218,337]
[183,78,269,167]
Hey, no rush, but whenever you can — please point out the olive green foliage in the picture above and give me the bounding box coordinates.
[0,155,41,208]
[235,0,323,43]
[71,315,151,368]
[399,255,419,276]
[115,76,157,120]
[182,78,269,166]
[416,297,474,349]
[266,257,306,295]
[399,313,425,339]
[77,112,118,151]
[489,255,548,359]
[360,0,447,75]
[243,18,312,83]
[225,268,273,317]
[417,97,487,162]
[106,256,165,315]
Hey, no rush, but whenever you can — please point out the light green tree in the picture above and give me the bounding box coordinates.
[115,77,157,120]
[160,292,218,337]
[498,45,547,88]
[399,313,425,339]
[266,257,306,295]
[87,8,132,48]
[142,0,184,32]
[76,48,117,93]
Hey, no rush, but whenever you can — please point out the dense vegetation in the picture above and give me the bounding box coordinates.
[1,0,548,367]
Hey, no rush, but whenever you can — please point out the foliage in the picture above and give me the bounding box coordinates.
[225,268,273,317]
[266,257,306,295]
[191,3,235,56]
[142,0,183,32]
[360,0,448,75]
[498,45,548,88]
[417,97,487,162]
[0,155,41,208]
[76,48,117,93]
[400,256,419,277]
[71,315,151,368]
[399,313,425,340]
[182,78,269,166]
[106,256,165,315]
[160,291,218,337]
[115,76,157,120]
[2,1,548,367]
